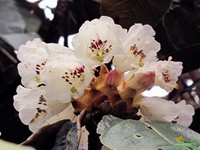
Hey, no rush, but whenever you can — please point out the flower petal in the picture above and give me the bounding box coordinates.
[113,24,160,72]
[14,85,69,132]
[17,39,75,88]
[72,16,126,68]
[124,71,155,93]
[41,54,94,102]
[173,100,195,127]
[150,58,183,92]
[140,98,194,127]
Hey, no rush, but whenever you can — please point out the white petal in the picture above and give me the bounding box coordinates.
[113,23,160,72]
[72,16,126,68]
[124,71,155,93]
[13,85,47,125]
[150,59,183,92]
[41,54,93,102]
[17,39,76,88]
[17,38,49,62]
[140,98,178,122]
[14,85,69,132]
[173,100,195,127]
[42,103,76,126]
[140,98,194,127]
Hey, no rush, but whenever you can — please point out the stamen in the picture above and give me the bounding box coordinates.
[130,44,146,65]
[36,76,41,83]
[138,62,144,67]
[71,87,77,93]
[97,56,104,62]
[167,83,179,89]
[62,65,86,93]
[89,38,112,62]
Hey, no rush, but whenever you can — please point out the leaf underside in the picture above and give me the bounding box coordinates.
[97,115,200,150]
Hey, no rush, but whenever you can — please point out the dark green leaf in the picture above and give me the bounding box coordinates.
[101,0,172,29]
[97,115,200,150]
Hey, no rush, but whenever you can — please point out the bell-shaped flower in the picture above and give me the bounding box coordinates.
[17,38,94,102]
[149,57,183,92]
[13,85,76,132]
[17,38,74,88]
[119,71,155,108]
[124,71,155,93]
[41,54,94,102]
[113,24,160,73]
[72,16,127,68]
[140,98,194,127]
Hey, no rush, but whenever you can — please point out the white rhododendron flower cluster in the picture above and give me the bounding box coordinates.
[14,16,194,132]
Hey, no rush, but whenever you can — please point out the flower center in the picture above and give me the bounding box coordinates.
[130,44,146,67]
[89,39,112,62]
[62,65,85,93]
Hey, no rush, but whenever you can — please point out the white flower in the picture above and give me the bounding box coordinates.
[72,16,126,68]
[17,38,74,88]
[113,24,160,73]
[149,57,183,92]
[41,54,94,102]
[13,85,76,132]
[17,38,94,102]
[122,57,183,93]
[123,71,155,93]
[140,98,194,127]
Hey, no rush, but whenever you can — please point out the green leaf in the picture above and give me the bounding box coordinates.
[100,0,172,29]
[97,115,200,150]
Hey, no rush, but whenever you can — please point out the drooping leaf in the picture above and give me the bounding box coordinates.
[97,115,200,150]
[101,0,172,29]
